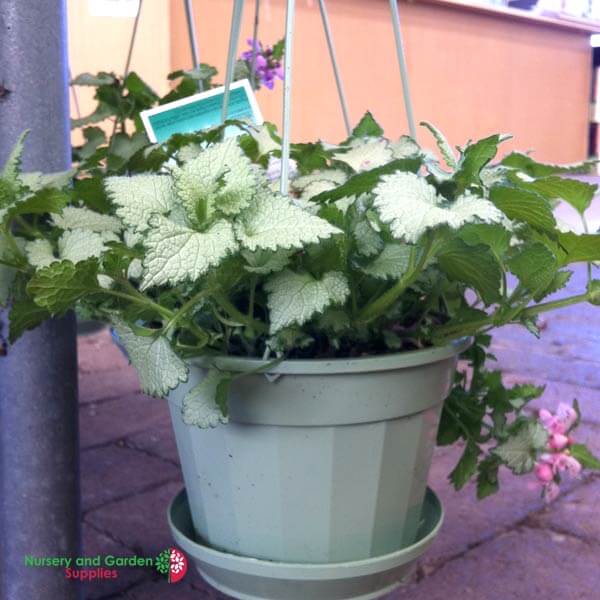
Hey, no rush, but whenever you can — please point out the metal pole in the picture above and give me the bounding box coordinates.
[250,0,261,90]
[280,0,296,196]
[389,0,417,139]
[183,0,203,92]
[318,0,351,137]
[222,0,245,122]
[0,2,80,600]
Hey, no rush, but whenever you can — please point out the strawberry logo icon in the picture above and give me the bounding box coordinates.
[155,547,188,583]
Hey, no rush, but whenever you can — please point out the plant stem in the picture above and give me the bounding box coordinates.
[163,289,207,335]
[358,237,434,324]
[102,289,174,320]
[214,291,269,333]
[434,291,591,342]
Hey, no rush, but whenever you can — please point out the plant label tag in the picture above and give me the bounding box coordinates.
[140,79,263,144]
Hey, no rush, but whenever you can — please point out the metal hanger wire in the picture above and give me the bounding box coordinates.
[183,0,417,195]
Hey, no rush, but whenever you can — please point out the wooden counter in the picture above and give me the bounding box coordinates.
[170,0,598,163]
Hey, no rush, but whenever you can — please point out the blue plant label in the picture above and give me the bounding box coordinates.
[141,79,263,144]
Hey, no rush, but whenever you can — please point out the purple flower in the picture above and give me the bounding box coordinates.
[239,39,284,90]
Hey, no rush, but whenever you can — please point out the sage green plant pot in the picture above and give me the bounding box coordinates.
[167,339,469,597]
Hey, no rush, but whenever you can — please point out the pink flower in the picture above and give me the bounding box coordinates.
[534,461,554,483]
[544,481,560,502]
[556,403,578,431]
[549,433,570,451]
[539,409,566,435]
[563,455,582,477]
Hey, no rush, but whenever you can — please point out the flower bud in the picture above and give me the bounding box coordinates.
[535,462,554,483]
[549,433,569,450]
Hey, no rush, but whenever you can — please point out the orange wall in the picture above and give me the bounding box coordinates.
[170,0,593,163]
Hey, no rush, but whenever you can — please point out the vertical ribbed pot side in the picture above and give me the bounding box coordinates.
[168,339,469,564]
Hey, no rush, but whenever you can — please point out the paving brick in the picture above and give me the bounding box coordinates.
[490,345,600,389]
[81,445,179,512]
[388,527,600,600]
[528,476,600,543]
[80,393,171,449]
[79,367,141,405]
[86,480,183,556]
[125,424,181,467]
[424,446,546,566]
[78,329,129,375]
[81,522,147,599]
[122,576,228,599]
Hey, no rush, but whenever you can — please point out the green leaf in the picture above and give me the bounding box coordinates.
[113,319,188,397]
[493,421,548,474]
[265,270,350,333]
[25,239,57,268]
[570,443,600,470]
[350,112,384,139]
[58,230,110,264]
[420,121,457,168]
[105,174,176,231]
[3,188,69,224]
[490,186,556,231]
[52,206,123,233]
[27,259,100,314]
[374,172,503,243]
[517,176,596,216]
[124,71,159,106]
[2,131,28,184]
[459,223,511,257]
[449,442,480,490]
[508,243,557,295]
[141,217,237,290]
[556,232,600,265]
[438,238,502,305]
[71,72,116,86]
[500,152,596,177]
[0,236,18,305]
[476,456,501,499]
[454,134,510,191]
[535,270,572,302]
[242,248,293,274]
[235,191,341,252]
[174,138,258,224]
[361,244,412,279]
[182,369,232,428]
[333,139,393,172]
[311,158,421,203]
[8,298,50,343]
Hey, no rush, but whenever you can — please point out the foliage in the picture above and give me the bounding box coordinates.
[2,99,600,497]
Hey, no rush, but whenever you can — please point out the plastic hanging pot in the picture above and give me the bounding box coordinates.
[167,338,470,599]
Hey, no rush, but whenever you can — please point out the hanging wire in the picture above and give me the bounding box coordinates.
[68,67,82,121]
[110,0,143,140]
[280,0,296,196]
[389,0,416,139]
[222,0,245,122]
[318,0,351,137]
[183,0,203,92]
[250,0,261,90]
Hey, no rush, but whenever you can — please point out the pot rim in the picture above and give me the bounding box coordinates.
[191,336,471,375]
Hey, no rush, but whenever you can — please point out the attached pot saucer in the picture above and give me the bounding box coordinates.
[168,487,443,600]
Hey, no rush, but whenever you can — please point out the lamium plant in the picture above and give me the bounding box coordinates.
[1,111,599,500]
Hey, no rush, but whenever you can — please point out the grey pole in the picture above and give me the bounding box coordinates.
[0,2,80,600]
[183,0,204,92]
